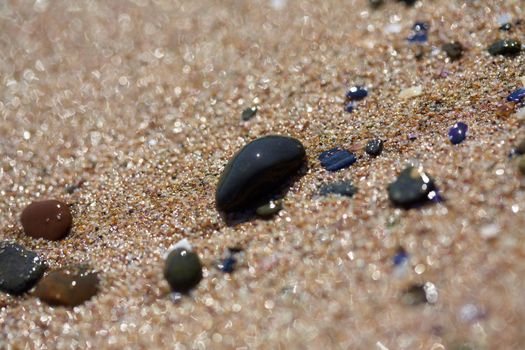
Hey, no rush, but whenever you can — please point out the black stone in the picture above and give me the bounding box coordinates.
[387,167,435,208]
[499,23,512,31]
[488,39,522,56]
[365,139,384,157]
[215,135,306,212]
[0,242,46,295]
[241,107,258,121]
[164,248,202,293]
[319,181,357,197]
[442,42,464,61]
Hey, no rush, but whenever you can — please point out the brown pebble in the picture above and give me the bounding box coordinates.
[34,265,99,306]
[21,200,72,240]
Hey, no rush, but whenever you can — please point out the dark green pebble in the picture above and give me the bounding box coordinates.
[442,42,464,61]
[0,242,46,295]
[319,181,357,197]
[241,107,258,121]
[215,135,306,212]
[488,39,522,56]
[256,199,283,217]
[387,166,436,208]
[164,248,203,293]
[365,139,384,157]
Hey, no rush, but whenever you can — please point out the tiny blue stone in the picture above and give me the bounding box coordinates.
[319,148,357,172]
[346,86,368,101]
[220,256,237,273]
[345,102,355,113]
[393,250,408,266]
[448,122,468,144]
[408,32,428,43]
[412,22,429,32]
[507,88,525,103]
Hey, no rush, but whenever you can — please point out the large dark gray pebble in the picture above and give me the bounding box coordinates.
[0,242,46,295]
[387,167,436,208]
[215,135,306,212]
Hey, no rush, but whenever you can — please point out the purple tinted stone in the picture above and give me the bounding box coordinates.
[448,122,468,144]
[319,148,357,172]
[346,86,368,101]
[507,88,525,103]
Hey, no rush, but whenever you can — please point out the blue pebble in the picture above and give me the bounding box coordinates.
[412,22,429,32]
[507,88,525,103]
[448,122,468,144]
[219,256,237,273]
[346,86,368,101]
[345,102,355,113]
[408,32,428,43]
[393,249,409,266]
[319,148,357,172]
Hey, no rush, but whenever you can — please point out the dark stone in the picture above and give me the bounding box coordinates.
[365,139,384,157]
[215,135,306,212]
[393,247,408,266]
[218,256,237,273]
[499,23,512,31]
[448,122,468,145]
[346,86,368,101]
[21,200,72,240]
[319,148,357,172]
[507,88,525,103]
[442,42,464,61]
[0,242,46,295]
[319,181,357,197]
[241,106,258,121]
[256,199,283,217]
[387,167,436,208]
[368,0,384,8]
[344,102,355,113]
[516,139,525,155]
[34,265,99,306]
[488,39,522,56]
[164,248,203,293]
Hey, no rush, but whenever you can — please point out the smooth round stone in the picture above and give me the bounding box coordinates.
[164,248,203,293]
[34,265,99,306]
[388,167,436,208]
[319,181,357,197]
[21,200,72,240]
[365,139,384,157]
[488,39,522,56]
[0,242,46,295]
[442,42,464,61]
[215,135,306,212]
[255,199,283,217]
[448,122,468,144]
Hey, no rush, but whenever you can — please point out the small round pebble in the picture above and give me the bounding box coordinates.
[388,166,436,208]
[346,86,368,101]
[34,265,99,306]
[319,148,357,172]
[319,181,357,197]
[488,39,522,56]
[365,139,384,157]
[0,242,46,295]
[21,200,72,240]
[448,122,468,144]
[241,106,258,121]
[442,42,464,61]
[164,248,203,293]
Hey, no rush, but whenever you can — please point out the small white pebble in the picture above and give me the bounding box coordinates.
[480,223,500,239]
[399,85,422,99]
[423,282,438,304]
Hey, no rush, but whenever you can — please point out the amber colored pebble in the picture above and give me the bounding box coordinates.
[21,200,72,240]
